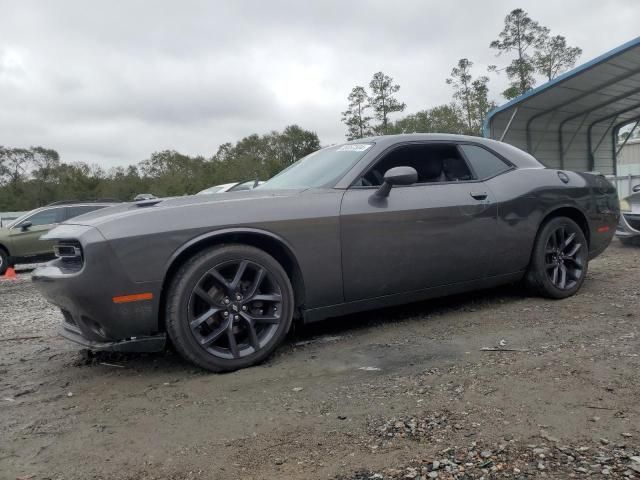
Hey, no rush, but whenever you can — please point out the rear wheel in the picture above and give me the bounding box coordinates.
[166,244,294,372]
[0,249,9,276]
[526,217,588,299]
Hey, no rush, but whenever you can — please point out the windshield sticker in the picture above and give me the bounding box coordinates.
[337,144,372,152]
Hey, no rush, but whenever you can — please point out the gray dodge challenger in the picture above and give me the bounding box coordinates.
[33,134,619,372]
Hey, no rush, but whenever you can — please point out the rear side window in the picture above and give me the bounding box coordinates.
[66,205,106,220]
[459,144,510,179]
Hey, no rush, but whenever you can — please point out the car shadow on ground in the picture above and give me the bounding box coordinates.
[74,282,528,375]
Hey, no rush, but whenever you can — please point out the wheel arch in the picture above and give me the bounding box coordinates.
[539,206,591,247]
[158,228,306,332]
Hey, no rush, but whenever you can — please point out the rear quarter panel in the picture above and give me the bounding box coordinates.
[485,168,617,276]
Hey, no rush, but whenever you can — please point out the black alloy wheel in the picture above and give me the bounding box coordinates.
[166,244,294,372]
[188,259,283,360]
[543,224,584,290]
[526,216,588,299]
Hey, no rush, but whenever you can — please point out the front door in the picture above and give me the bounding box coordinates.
[339,142,498,302]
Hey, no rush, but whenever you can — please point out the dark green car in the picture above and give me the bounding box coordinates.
[0,201,116,274]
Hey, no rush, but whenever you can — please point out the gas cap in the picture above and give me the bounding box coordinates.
[557,171,570,184]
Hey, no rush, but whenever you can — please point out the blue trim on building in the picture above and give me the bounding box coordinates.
[483,35,640,139]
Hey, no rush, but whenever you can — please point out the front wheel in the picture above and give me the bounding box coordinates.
[166,244,294,372]
[526,217,589,299]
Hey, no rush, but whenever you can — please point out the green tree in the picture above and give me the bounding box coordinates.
[388,105,467,135]
[446,59,478,133]
[368,72,406,135]
[0,147,32,187]
[446,59,495,135]
[471,77,494,134]
[490,8,547,99]
[341,86,373,140]
[534,35,582,81]
[31,147,61,205]
[0,125,321,211]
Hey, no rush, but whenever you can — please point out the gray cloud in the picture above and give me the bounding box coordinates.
[1,0,638,166]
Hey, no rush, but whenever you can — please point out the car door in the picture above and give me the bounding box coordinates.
[9,207,65,258]
[340,142,498,302]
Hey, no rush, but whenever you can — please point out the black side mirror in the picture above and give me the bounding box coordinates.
[632,184,640,193]
[375,166,418,197]
[19,221,32,231]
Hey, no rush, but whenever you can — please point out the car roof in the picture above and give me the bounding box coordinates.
[345,133,544,169]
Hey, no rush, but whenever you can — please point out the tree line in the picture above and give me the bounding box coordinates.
[0,126,320,211]
[342,8,582,139]
[0,8,583,212]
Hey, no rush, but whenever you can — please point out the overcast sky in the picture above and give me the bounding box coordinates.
[1,0,639,168]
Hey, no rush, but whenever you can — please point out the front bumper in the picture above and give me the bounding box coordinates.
[32,226,166,353]
[615,213,640,239]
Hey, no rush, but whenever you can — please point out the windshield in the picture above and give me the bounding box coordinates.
[259,143,373,190]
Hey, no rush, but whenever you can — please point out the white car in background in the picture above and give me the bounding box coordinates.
[197,180,263,195]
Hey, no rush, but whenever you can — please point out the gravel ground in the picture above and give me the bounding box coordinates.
[0,241,639,480]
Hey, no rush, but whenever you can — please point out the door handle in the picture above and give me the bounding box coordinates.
[470,191,488,200]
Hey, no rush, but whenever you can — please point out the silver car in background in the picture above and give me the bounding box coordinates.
[197,180,263,195]
[616,184,640,245]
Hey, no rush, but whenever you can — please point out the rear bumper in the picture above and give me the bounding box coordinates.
[32,228,165,353]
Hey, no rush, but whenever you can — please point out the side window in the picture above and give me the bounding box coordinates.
[24,208,65,227]
[66,205,106,220]
[357,143,474,186]
[459,145,510,180]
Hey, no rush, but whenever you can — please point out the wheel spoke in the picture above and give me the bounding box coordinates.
[230,260,248,292]
[551,266,559,285]
[190,307,221,329]
[251,314,280,324]
[244,267,266,299]
[565,242,581,258]
[558,265,567,289]
[208,269,231,292]
[563,232,576,249]
[227,328,240,358]
[565,256,582,267]
[251,293,281,302]
[240,313,260,350]
[200,320,230,346]
[194,287,218,307]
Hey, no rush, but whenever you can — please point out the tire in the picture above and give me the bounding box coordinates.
[166,244,294,372]
[525,217,589,299]
[0,248,8,276]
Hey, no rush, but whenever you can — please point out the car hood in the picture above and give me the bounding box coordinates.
[60,188,308,228]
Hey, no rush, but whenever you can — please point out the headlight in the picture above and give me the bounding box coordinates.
[620,198,631,213]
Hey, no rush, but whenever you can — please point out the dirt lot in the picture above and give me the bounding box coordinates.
[1,240,639,480]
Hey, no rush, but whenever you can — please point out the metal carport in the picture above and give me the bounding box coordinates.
[484,36,640,176]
